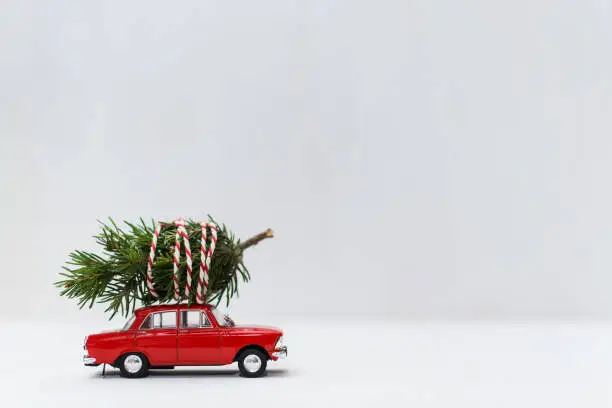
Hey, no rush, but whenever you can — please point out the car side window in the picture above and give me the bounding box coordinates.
[180,310,212,328]
[202,312,211,327]
[181,311,200,328]
[140,311,177,329]
[160,311,177,328]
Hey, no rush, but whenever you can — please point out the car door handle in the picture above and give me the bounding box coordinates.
[179,329,189,333]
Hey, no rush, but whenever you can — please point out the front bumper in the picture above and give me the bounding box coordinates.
[272,346,287,359]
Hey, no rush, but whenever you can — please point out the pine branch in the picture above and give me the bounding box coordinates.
[54,217,273,319]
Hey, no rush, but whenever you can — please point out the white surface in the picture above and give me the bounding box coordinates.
[3,319,612,407]
[2,0,612,320]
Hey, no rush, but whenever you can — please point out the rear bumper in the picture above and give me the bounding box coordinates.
[272,346,287,359]
[83,355,99,366]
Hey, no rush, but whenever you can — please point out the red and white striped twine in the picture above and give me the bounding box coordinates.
[196,222,217,304]
[146,222,162,298]
[173,217,192,301]
[146,217,216,303]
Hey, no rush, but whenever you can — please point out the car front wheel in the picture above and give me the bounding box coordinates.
[118,353,149,378]
[237,349,267,378]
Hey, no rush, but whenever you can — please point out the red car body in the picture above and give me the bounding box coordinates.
[83,304,287,377]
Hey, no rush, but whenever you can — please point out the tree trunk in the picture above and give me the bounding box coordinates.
[239,229,274,250]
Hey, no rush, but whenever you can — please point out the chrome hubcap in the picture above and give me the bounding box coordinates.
[243,354,262,373]
[124,355,143,374]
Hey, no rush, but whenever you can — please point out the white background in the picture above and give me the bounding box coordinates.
[2,0,612,321]
[1,0,612,406]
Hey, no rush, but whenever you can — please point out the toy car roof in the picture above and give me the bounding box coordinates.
[134,303,216,316]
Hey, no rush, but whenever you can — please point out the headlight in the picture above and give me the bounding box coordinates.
[275,336,284,349]
[83,336,88,350]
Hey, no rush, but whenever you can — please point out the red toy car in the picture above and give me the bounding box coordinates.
[83,304,287,378]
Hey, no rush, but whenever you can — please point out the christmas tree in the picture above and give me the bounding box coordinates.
[55,217,273,319]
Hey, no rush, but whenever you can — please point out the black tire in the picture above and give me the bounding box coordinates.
[118,353,150,378]
[237,349,268,378]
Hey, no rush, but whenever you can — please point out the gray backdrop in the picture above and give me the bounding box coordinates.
[1,0,611,320]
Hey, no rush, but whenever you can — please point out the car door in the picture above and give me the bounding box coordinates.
[177,309,221,364]
[135,311,178,365]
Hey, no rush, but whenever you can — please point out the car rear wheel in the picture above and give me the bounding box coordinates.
[237,349,267,378]
[118,353,149,378]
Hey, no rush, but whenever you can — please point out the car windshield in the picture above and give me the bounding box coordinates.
[211,307,235,327]
[121,314,136,331]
